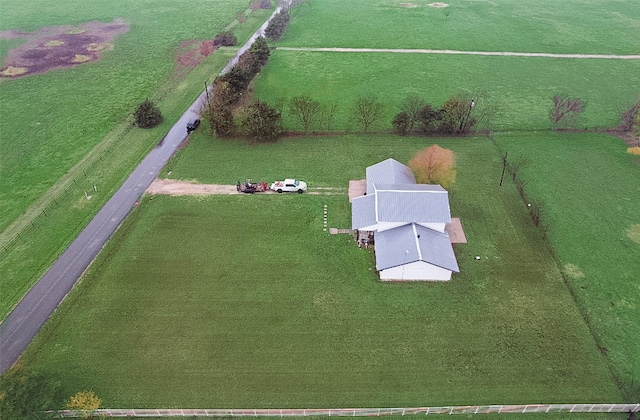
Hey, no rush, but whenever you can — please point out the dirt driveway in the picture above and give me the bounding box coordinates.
[146,179,249,196]
[146,178,346,196]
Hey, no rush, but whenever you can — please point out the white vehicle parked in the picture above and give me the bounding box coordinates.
[270,179,307,194]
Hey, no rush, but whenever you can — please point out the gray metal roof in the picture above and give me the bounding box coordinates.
[365,158,415,194]
[374,183,446,192]
[375,224,459,273]
[351,195,377,230]
[375,187,451,224]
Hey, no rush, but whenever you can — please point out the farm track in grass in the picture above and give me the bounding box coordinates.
[276,47,640,60]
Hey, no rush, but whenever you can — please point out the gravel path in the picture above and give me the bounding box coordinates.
[276,47,640,60]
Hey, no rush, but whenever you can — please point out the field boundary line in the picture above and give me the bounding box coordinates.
[50,403,640,417]
[276,47,640,60]
[0,121,133,250]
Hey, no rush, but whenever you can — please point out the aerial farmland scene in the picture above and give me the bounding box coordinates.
[0,0,639,418]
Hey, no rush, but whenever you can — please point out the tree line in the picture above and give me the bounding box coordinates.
[136,1,640,144]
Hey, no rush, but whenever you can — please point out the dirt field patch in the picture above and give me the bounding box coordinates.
[0,19,129,78]
[398,3,418,8]
[146,179,243,196]
[0,66,28,77]
[563,263,585,279]
[627,224,640,244]
[428,2,449,8]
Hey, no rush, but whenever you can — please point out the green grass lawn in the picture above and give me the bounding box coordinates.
[21,136,621,408]
[494,132,640,400]
[281,0,640,55]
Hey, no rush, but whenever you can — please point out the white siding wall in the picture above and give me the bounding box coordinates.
[379,261,452,281]
[416,222,446,233]
[377,222,410,232]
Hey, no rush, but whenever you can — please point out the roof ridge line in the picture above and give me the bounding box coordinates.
[412,223,423,261]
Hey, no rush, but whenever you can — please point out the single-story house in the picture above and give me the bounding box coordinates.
[351,158,462,281]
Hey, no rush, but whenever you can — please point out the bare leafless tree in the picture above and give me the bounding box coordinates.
[352,94,385,133]
[467,90,494,132]
[319,101,339,131]
[550,94,584,130]
[400,95,426,134]
[289,95,321,133]
[617,95,640,132]
[440,93,476,134]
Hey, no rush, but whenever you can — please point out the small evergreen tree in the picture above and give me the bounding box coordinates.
[0,366,61,420]
[249,36,270,67]
[133,99,163,128]
[265,10,290,41]
[241,101,282,142]
[213,31,237,47]
[418,104,443,134]
[399,95,426,134]
[210,104,235,137]
[392,111,411,136]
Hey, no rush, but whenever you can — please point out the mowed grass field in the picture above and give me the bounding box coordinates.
[494,132,640,399]
[251,0,640,398]
[280,0,640,55]
[254,0,640,132]
[22,135,621,408]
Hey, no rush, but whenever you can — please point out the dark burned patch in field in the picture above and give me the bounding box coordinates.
[0,19,129,78]
[172,39,216,79]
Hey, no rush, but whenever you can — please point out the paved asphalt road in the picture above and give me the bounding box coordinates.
[0,9,278,373]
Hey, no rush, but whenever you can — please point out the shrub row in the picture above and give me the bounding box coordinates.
[201,37,282,142]
[264,9,290,41]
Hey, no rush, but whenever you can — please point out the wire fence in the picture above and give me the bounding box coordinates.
[0,122,134,256]
[51,403,640,418]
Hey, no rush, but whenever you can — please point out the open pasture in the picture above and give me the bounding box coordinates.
[0,0,264,231]
[253,0,640,132]
[21,135,621,408]
[280,0,640,55]
[495,132,640,399]
[255,50,640,131]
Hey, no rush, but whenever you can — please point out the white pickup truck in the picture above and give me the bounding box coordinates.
[270,179,307,194]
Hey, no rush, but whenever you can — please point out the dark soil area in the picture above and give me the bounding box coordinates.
[0,19,129,78]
